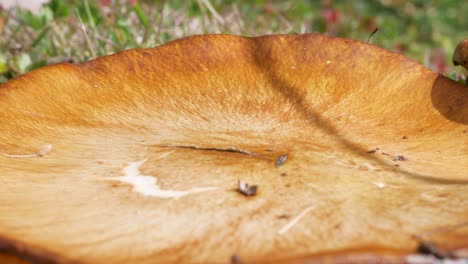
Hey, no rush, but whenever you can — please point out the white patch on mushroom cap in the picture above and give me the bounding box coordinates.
[105,160,217,199]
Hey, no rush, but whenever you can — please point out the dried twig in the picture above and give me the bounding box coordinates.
[199,0,225,25]
[75,8,96,59]
[366,27,378,44]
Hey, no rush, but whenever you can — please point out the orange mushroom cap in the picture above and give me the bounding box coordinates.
[0,34,467,263]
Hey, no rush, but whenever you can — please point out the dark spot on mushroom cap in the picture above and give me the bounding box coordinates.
[393,155,407,161]
[275,154,288,167]
[277,214,290,219]
[231,254,242,264]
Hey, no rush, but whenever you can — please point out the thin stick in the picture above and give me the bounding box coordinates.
[278,12,294,33]
[277,205,316,235]
[199,0,225,25]
[75,8,96,59]
[366,27,378,44]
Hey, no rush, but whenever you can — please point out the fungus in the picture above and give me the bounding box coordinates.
[453,39,468,70]
[0,34,466,263]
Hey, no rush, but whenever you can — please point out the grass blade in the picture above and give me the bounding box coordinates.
[133,3,149,28]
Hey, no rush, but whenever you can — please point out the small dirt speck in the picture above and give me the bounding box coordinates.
[393,155,407,161]
[402,136,408,139]
[237,180,258,196]
[280,172,287,176]
[277,214,290,219]
[275,154,288,167]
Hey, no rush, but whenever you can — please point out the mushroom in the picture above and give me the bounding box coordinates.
[0,34,467,263]
[453,39,468,70]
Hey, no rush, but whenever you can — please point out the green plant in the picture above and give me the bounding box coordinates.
[0,0,466,83]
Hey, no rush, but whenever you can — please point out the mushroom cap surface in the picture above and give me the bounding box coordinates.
[0,34,467,263]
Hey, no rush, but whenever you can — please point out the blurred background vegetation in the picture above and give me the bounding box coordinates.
[0,0,466,83]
